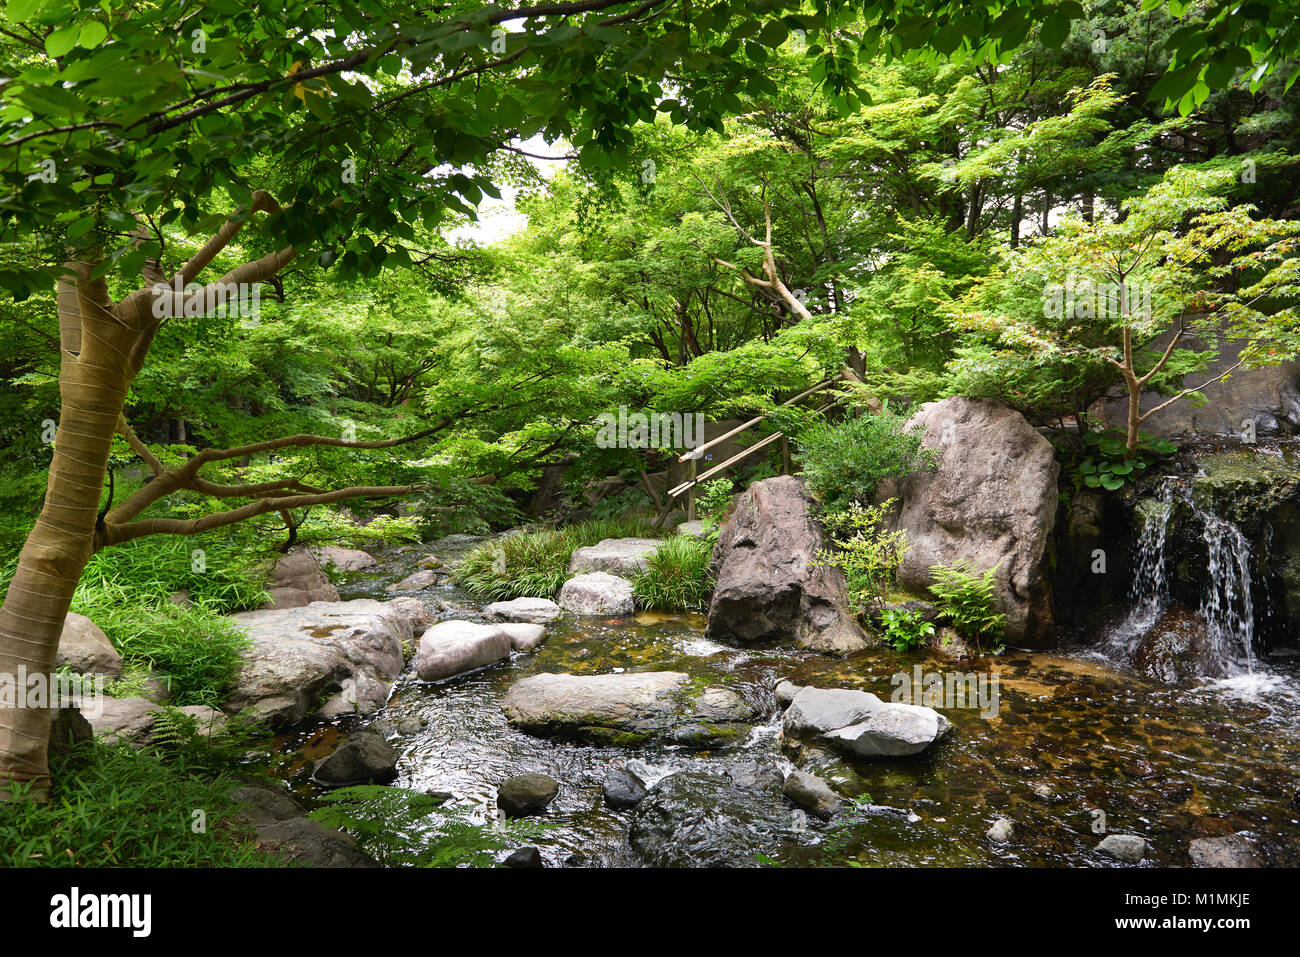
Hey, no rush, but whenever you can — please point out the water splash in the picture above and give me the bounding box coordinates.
[1098,480,1177,656]
[1200,513,1257,674]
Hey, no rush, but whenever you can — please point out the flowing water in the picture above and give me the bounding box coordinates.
[258,536,1300,868]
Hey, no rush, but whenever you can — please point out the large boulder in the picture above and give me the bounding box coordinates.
[501,671,756,748]
[310,545,377,572]
[706,475,869,654]
[568,538,663,576]
[262,546,339,609]
[877,397,1058,647]
[415,620,512,681]
[87,697,226,746]
[558,572,635,616]
[1092,322,1300,441]
[226,598,429,725]
[57,613,122,677]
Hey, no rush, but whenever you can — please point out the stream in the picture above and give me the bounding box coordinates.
[256,535,1300,868]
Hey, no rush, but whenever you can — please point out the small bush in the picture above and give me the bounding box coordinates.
[796,411,936,510]
[455,518,660,601]
[928,559,1006,651]
[0,742,266,868]
[634,534,716,611]
[879,607,936,652]
[695,478,735,525]
[817,500,909,616]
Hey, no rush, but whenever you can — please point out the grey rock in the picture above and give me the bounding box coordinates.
[774,680,803,708]
[1096,834,1147,863]
[558,572,635,616]
[311,545,377,572]
[877,397,1058,647]
[47,706,93,759]
[386,568,440,592]
[1188,831,1262,868]
[782,769,842,821]
[57,613,122,677]
[706,475,869,654]
[484,597,562,624]
[603,768,648,810]
[568,537,663,577]
[262,546,339,609]
[783,687,883,738]
[415,620,512,681]
[231,779,306,829]
[311,731,399,787]
[822,703,950,758]
[227,599,424,725]
[676,521,711,539]
[497,773,559,817]
[86,697,226,747]
[497,621,547,652]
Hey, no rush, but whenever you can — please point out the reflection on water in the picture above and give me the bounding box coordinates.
[262,538,1300,867]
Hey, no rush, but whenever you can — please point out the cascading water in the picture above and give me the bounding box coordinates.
[1099,475,1258,679]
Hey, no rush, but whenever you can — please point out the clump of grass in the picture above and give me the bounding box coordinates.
[76,532,270,612]
[0,742,268,868]
[633,533,716,612]
[455,517,660,601]
[72,585,251,706]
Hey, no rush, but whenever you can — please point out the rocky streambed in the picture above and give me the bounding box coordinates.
[242,538,1300,868]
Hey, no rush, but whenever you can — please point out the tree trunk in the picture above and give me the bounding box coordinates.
[0,268,137,800]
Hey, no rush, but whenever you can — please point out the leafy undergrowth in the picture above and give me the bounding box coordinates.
[0,741,267,868]
[455,517,662,601]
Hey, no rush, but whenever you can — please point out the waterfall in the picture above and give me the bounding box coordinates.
[1100,476,1258,678]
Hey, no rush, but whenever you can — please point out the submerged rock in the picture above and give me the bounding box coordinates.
[558,572,635,615]
[226,598,428,725]
[497,773,559,817]
[416,620,512,681]
[629,768,793,867]
[386,568,441,592]
[877,397,1058,647]
[986,817,1015,843]
[502,846,544,868]
[311,731,399,787]
[57,613,122,677]
[706,475,869,654]
[500,671,754,748]
[1188,831,1262,868]
[568,537,662,577]
[484,597,562,624]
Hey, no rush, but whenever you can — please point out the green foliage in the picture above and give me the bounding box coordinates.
[928,560,1006,651]
[307,785,551,868]
[0,742,266,868]
[1076,429,1177,491]
[797,412,936,511]
[633,533,716,612]
[879,607,936,652]
[145,705,268,770]
[71,591,251,706]
[696,478,735,525]
[454,518,660,601]
[817,500,909,616]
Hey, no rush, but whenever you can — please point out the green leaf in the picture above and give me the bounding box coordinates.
[45,24,79,57]
[1039,14,1070,49]
[78,20,108,49]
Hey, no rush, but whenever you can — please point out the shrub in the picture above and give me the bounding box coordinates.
[879,607,936,652]
[816,500,909,616]
[695,478,735,525]
[633,534,716,611]
[928,559,1006,650]
[1075,428,1177,492]
[455,517,660,601]
[796,411,936,510]
[0,742,267,868]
